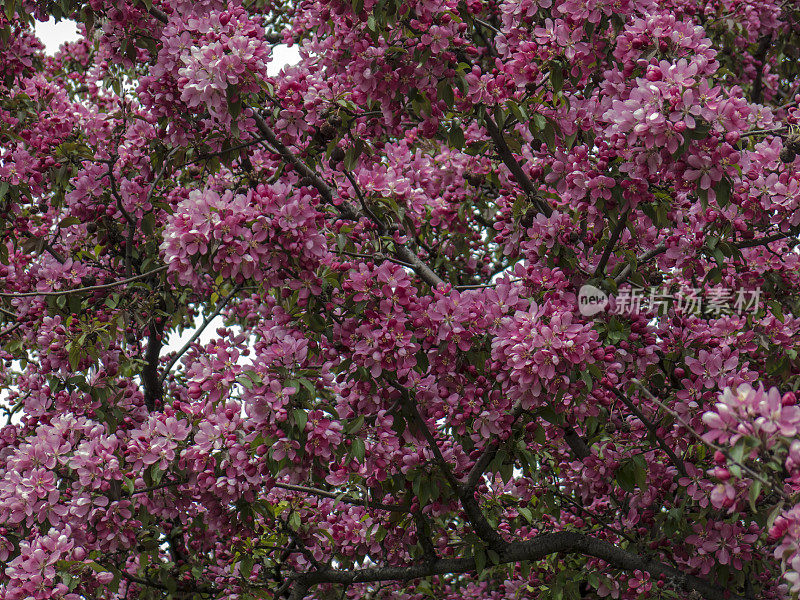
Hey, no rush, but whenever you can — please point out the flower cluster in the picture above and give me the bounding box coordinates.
[702,384,800,591]
[160,183,326,287]
[702,384,800,446]
[141,5,271,131]
[491,302,599,408]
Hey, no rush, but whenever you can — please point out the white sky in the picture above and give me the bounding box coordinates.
[33,17,301,76]
[34,17,78,54]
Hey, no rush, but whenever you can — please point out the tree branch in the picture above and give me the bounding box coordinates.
[464,399,525,491]
[0,266,168,298]
[252,113,444,288]
[630,379,790,502]
[290,531,741,600]
[147,147,179,205]
[749,36,772,104]
[735,227,800,249]
[483,115,552,218]
[160,283,242,384]
[605,384,686,476]
[595,205,631,277]
[563,426,591,460]
[21,230,65,264]
[272,482,410,513]
[613,244,666,285]
[389,381,507,550]
[142,321,164,412]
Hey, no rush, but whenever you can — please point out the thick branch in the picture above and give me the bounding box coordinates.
[563,426,591,460]
[735,227,800,249]
[252,113,342,212]
[142,321,164,412]
[291,531,741,600]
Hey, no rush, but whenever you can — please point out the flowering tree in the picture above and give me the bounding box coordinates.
[2,0,800,597]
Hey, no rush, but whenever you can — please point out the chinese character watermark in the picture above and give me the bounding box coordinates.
[578,285,763,317]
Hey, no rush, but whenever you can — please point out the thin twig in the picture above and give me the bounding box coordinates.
[175,138,267,169]
[629,379,789,501]
[605,383,686,476]
[147,147,179,205]
[739,127,786,138]
[337,250,416,269]
[160,283,242,384]
[127,478,186,497]
[272,482,409,513]
[613,244,666,285]
[0,266,167,298]
[0,321,22,337]
[595,205,631,277]
[252,113,443,288]
[21,231,65,264]
[343,170,386,233]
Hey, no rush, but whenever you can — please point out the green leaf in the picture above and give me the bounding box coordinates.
[714,177,731,206]
[151,465,164,485]
[729,439,746,464]
[767,501,785,529]
[158,572,176,595]
[141,213,155,236]
[58,216,80,228]
[239,556,254,578]
[518,506,533,523]
[769,300,785,323]
[351,437,366,461]
[580,369,593,390]
[540,121,556,151]
[437,79,454,107]
[346,415,365,434]
[293,409,308,431]
[487,549,500,565]
[473,548,487,574]
[68,343,81,370]
[632,454,648,490]
[748,479,763,512]
[343,140,364,171]
[550,64,564,94]
[448,124,465,149]
[226,86,242,120]
[615,460,638,493]
[418,478,430,506]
